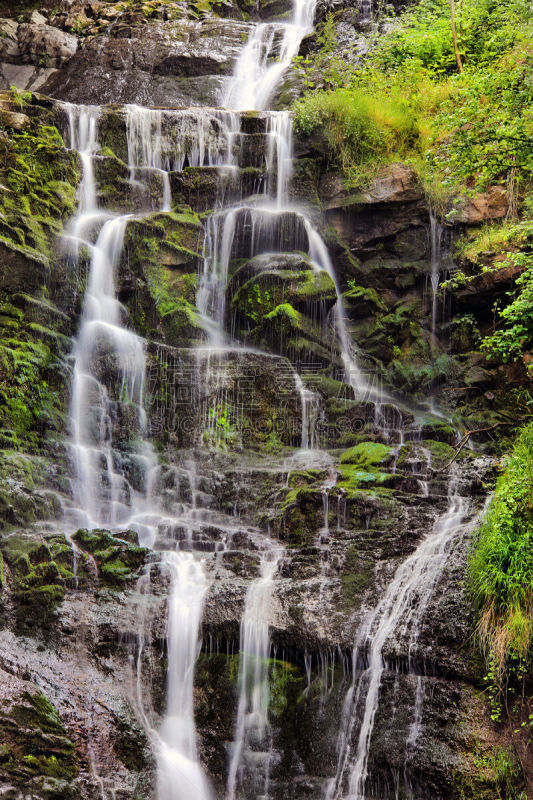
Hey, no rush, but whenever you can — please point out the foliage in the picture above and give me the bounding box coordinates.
[454,220,530,265]
[469,422,533,689]
[293,79,427,184]
[482,250,533,363]
[293,0,533,195]
[0,303,64,451]
[9,85,31,109]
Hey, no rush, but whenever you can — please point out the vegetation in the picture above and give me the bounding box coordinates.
[293,0,533,201]
[469,422,533,697]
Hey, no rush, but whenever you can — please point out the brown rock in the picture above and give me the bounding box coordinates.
[320,163,422,210]
[361,163,422,204]
[455,185,508,223]
[0,109,30,130]
[17,22,78,68]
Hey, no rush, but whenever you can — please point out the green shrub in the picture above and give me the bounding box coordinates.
[482,250,533,364]
[469,422,533,682]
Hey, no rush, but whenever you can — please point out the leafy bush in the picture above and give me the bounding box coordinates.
[293,78,433,184]
[293,0,533,195]
[469,422,533,683]
[482,251,533,364]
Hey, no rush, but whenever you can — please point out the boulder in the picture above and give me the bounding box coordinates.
[320,163,422,210]
[0,109,30,130]
[27,10,48,26]
[0,18,19,62]
[42,18,251,106]
[17,22,78,68]
[454,185,508,223]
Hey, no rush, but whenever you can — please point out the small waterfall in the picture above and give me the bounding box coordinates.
[65,103,99,214]
[226,549,281,800]
[65,104,160,539]
[126,105,242,172]
[157,552,212,800]
[126,105,171,211]
[266,111,293,208]
[223,0,317,111]
[429,213,443,350]
[326,471,470,800]
[294,373,320,450]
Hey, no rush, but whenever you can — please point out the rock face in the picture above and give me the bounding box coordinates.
[42,17,251,106]
[17,22,78,67]
[454,185,509,223]
[0,3,529,800]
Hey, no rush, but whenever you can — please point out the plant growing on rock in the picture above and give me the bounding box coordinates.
[469,422,533,703]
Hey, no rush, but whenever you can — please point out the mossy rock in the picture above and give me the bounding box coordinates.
[231,265,336,329]
[421,439,456,470]
[337,464,396,494]
[420,421,457,445]
[72,528,148,586]
[0,687,78,788]
[340,441,394,468]
[340,544,374,611]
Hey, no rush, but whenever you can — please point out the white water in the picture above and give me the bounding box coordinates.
[61,1,459,797]
[157,552,212,800]
[326,472,469,800]
[224,0,317,111]
[295,372,320,449]
[64,105,212,800]
[226,549,281,800]
[429,213,442,348]
[65,103,160,540]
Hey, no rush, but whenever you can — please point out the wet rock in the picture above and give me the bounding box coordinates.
[319,165,428,257]
[41,18,251,106]
[0,108,30,129]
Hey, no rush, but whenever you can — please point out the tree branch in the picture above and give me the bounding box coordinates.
[435,422,519,472]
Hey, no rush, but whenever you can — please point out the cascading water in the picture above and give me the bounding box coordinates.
[224,0,317,111]
[60,0,472,795]
[226,550,282,800]
[64,105,212,799]
[326,470,471,800]
[157,552,212,800]
[429,213,443,350]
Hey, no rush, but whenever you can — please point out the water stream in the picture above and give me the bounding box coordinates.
[64,104,213,800]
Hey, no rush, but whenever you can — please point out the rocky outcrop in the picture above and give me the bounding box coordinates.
[41,16,250,105]
[454,185,509,224]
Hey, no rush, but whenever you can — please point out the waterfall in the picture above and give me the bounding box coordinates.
[64,105,212,799]
[326,471,471,800]
[157,552,212,800]
[429,213,443,350]
[60,0,467,793]
[226,550,281,800]
[223,0,317,111]
[295,373,320,450]
[266,112,294,208]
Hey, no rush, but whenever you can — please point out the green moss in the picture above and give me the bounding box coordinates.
[337,464,391,491]
[287,469,324,488]
[72,528,147,586]
[3,690,79,786]
[340,544,373,611]
[340,441,393,468]
[420,421,457,444]
[421,439,455,470]
[453,743,524,800]
[12,692,67,737]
